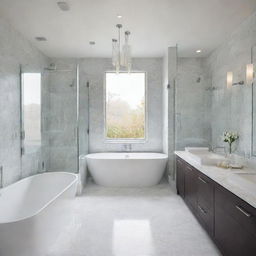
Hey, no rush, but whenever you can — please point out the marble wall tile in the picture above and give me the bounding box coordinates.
[207,11,256,155]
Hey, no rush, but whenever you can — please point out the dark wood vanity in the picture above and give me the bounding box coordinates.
[176,156,256,256]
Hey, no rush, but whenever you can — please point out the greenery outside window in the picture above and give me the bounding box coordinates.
[105,72,146,141]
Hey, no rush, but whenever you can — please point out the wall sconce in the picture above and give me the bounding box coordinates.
[232,80,245,86]
[246,63,254,85]
[227,64,254,89]
[226,72,244,88]
[227,72,233,89]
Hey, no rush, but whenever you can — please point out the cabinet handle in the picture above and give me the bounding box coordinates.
[198,205,207,214]
[187,167,192,172]
[198,176,208,184]
[235,205,251,218]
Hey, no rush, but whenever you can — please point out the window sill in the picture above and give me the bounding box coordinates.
[104,139,147,144]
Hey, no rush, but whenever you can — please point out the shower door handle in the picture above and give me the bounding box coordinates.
[74,127,79,138]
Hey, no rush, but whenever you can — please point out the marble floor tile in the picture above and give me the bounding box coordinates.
[46,181,221,256]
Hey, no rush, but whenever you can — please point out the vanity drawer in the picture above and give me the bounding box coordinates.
[184,164,198,211]
[197,202,214,235]
[197,173,214,234]
[215,184,256,237]
[215,205,256,256]
[197,173,214,210]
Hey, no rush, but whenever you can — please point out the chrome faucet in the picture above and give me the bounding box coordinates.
[122,144,132,152]
[212,146,225,154]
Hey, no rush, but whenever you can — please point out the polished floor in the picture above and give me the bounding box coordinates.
[47,181,221,256]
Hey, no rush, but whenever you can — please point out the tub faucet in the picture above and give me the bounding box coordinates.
[123,144,132,152]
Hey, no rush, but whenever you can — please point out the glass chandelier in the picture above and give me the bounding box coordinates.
[112,24,132,73]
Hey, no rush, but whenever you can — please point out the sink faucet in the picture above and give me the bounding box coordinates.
[212,146,225,154]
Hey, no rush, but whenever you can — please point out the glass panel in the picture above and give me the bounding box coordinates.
[78,71,89,156]
[20,64,84,175]
[22,73,41,154]
[175,53,212,150]
[42,65,78,172]
[251,46,256,156]
[105,72,146,140]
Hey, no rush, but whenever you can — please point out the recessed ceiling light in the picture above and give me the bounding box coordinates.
[89,41,95,45]
[196,49,202,53]
[35,37,47,41]
[117,15,122,19]
[57,1,70,11]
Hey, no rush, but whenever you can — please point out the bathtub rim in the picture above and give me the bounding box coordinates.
[86,152,168,160]
[0,172,78,224]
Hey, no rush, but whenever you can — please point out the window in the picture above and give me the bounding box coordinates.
[21,73,41,153]
[105,72,146,140]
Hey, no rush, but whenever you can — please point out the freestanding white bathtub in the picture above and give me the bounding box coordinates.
[86,152,168,187]
[0,172,78,256]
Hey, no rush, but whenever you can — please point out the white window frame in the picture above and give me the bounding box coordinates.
[104,71,148,143]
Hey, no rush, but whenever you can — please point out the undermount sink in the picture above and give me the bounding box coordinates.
[228,172,256,193]
[187,151,226,165]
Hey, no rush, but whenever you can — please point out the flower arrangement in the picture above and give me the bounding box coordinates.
[223,131,239,154]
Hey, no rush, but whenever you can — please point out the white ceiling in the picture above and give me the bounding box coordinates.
[1,0,256,58]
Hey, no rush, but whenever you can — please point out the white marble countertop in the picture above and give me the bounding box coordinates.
[175,151,256,209]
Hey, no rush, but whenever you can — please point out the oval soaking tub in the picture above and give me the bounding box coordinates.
[86,152,168,187]
[0,172,78,256]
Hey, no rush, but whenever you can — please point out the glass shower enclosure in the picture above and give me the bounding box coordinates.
[20,61,89,175]
[43,62,79,172]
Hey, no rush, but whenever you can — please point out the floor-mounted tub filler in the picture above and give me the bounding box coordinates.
[0,172,78,256]
[86,152,168,187]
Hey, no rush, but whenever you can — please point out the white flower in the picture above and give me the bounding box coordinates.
[223,131,239,143]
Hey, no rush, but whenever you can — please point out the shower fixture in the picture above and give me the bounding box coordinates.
[44,63,72,72]
[69,79,76,87]
[57,1,70,11]
[35,36,47,41]
[44,63,57,71]
[205,86,217,91]
[112,24,132,73]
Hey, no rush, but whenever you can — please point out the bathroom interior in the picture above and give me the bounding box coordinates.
[0,0,256,255]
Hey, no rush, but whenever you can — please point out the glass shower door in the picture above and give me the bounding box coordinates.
[42,63,78,173]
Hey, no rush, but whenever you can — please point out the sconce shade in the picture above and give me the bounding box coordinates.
[246,64,254,85]
[227,72,233,89]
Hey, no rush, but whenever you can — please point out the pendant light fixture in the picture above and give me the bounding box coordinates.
[112,24,132,73]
